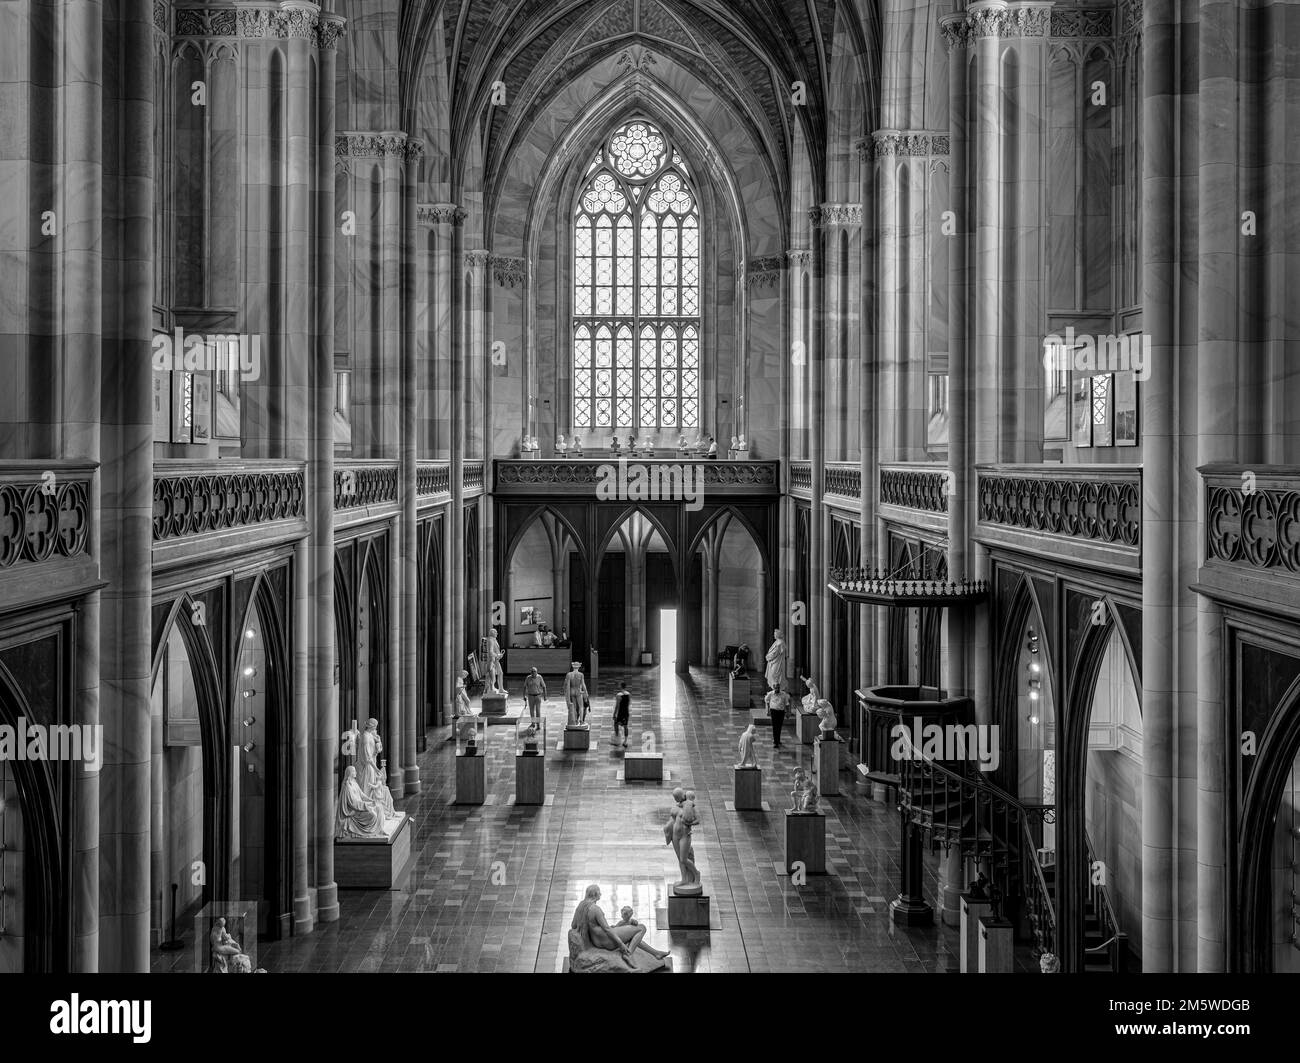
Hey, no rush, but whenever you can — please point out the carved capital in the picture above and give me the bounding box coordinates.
[786,249,812,268]
[872,130,950,158]
[153,0,168,33]
[811,203,863,228]
[315,13,346,50]
[402,139,426,163]
[746,255,785,290]
[465,249,491,270]
[336,131,409,159]
[276,2,320,39]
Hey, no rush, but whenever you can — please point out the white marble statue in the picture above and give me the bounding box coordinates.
[556,435,568,455]
[563,661,589,725]
[568,885,666,973]
[335,764,388,839]
[798,775,821,814]
[208,917,248,973]
[790,767,808,813]
[735,723,758,769]
[485,626,505,693]
[358,717,397,819]
[815,698,837,736]
[800,674,820,714]
[663,787,702,895]
[454,669,472,718]
[765,628,788,692]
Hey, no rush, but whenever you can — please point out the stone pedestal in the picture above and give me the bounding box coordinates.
[667,891,711,929]
[515,752,545,805]
[481,693,508,717]
[733,766,762,809]
[978,916,1014,973]
[959,894,994,973]
[796,711,820,744]
[729,675,751,708]
[813,735,841,795]
[455,752,485,805]
[783,811,826,874]
[334,815,412,889]
[623,752,664,781]
[563,724,590,750]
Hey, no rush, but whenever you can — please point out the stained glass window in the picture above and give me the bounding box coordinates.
[573,119,700,431]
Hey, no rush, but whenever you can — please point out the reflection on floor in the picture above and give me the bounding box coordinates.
[156,666,969,973]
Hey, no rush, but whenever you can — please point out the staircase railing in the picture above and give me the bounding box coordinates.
[895,737,1056,959]
[1084,830,1128,973]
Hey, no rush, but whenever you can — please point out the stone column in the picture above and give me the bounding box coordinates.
[311,7,345,927]
[400,141,422,793]
[807,210,829,690]
[854,137,878,691]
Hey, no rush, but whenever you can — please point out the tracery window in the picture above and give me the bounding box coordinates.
[573,120,700,432]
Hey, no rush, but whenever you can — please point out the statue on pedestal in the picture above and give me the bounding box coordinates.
[764,629,788,693]
[815,699,838,737]
[730,643,750,679]
[485,627,505,694]
[663,787,702,895]
[800,674,820,714]
[358,718,397,819]
[789,767,808,812]
[798,776,820,815]
[556,435,568,456]
[335,765,389,838]
[563,661,589,725]
[567,884,666,973]
[735,723,758,768]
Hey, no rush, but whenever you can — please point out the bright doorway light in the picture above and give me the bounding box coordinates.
[659,608,677,717]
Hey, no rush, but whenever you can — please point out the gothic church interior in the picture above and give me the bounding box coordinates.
[1,0,1298,978]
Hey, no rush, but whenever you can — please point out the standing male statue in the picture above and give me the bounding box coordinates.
[485,626,505,693]
[563,661,589,726]
[764,628,788,693]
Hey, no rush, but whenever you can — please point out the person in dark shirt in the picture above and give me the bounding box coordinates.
[612,681,631,747]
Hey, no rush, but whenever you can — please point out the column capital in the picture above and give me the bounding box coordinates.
[786,249,812,267]
[316,12,347,50]
[464,249,491,270]
[417,203,467,226]
[810,203,863,228]
[941,2,1052,46]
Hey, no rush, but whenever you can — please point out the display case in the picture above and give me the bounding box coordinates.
[194,901,258,973]
[456,714,486,756]
[516,715,546,756]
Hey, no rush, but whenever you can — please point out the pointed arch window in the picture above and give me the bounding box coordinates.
[573,120,700,431]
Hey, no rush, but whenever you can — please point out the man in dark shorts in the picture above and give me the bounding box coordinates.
[612,681,631,747]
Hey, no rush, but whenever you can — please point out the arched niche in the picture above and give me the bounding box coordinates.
[689,507,769,671]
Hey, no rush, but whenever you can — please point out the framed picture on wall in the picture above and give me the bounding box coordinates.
[1071,377,1091,448]
[516,598,547,633]
[1114,370,1138,446]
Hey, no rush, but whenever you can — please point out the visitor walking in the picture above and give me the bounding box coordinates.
[523,667,548,718]
[612,681,631,747]
[765,684,789,748]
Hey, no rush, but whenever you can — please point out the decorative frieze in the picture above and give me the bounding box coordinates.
[809,204,863,228]
[172,5,344,46]
[491,255,527,288]
[152,465,305,541]
[154,0,169,33]
[335,132,409,159]
[403,139,425,163]
[464,250,491,271]
[494,460,779,492]
[872,131,949,158]
[880,467,950,514]
[746,256,785,290]
[1050,7,1114,37]
[417,203,467,226]
[939,4,1052,48]
[977,469,1140,547]
[0,470,92,568]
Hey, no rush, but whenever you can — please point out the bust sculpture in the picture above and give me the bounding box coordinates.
[556,435,568,455]
[800,674,820,714]
[735,723,758,768]
[663,787,702,895]
[1039,952,1060,974]
[335,765,389,838]
[358,718,397,819]
[815,699,838,737]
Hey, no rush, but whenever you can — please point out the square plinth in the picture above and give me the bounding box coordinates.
[481,693,508,717]
[667,892,711,929]
[729,676,751,708]
[455,752,485,805]
[783,810,826,874]
[814,737,841,796]
[796,711,820,744]
[334,814,412,889]
[978,916,1014,973]
[959,894,995,973]
[515,752,545,804]
[624,752,664,781]
[733,766,763,809]
[563,725,590,750]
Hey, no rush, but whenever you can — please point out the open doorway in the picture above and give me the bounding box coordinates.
[659,608,677,717]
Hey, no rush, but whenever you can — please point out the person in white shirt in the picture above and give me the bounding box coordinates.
[706,436,717,458]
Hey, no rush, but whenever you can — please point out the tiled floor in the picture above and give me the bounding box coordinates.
[156,665,973,973]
